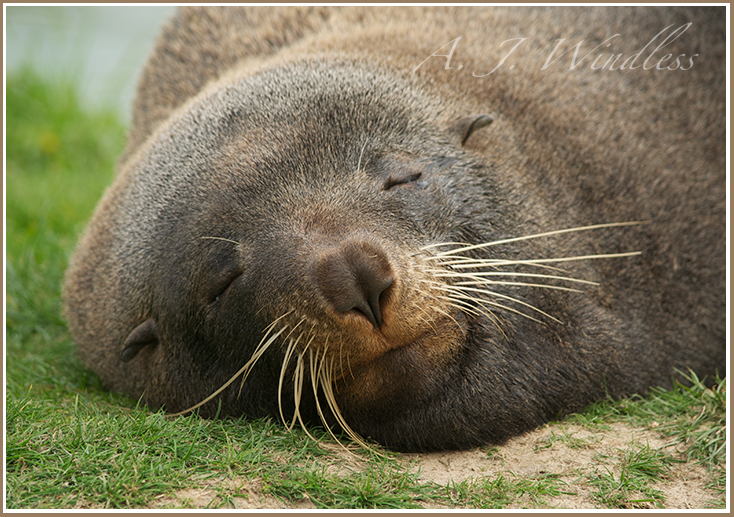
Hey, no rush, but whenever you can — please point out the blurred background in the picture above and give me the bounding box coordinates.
[6,5,176,120]
[5,7,179,433]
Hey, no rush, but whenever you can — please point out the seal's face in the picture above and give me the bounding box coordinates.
[111,62,522,450]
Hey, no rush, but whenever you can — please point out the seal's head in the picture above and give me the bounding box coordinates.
[65,60,553,450]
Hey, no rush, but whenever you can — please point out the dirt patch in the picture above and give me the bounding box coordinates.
[148,421,723,509]
[152,477,316,510]
[406,421,722,509]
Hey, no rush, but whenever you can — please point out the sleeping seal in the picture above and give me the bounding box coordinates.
[64,6,725,452]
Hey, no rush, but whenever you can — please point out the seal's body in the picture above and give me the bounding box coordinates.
[64,7,725,451]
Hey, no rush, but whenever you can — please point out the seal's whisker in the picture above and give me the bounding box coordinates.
[427,304,467,330]
[168,322,290,417]
[443,283,562,323]
[427,269,599,286]
[417,281,498,319]
[422,221,647,256]
[356,138,369,174]
[335,334,354,382]
[238,324,298,397]
[289,348,306,431]
[309,347,326,427]
[290,330,317,430]
[319,353,374,452]
[415,283,502,327]
[309,349,352,454]
[432,294,483,318]
[432,293,509,331]
[436,259,572,274]
[423,278,555,317]
[278,316,307,347]
[338,334,346,380]
[291,349,318,442]
[410,300,441,335]
[251,314,305,401]
[445,293,546,325]
[434,251,642,269]
[264,309,296,331]
[199,236,242,245]
[414,288,478,332]
[419,241,472,252]
[449,278,583,292]
[436,288,552,324]
[278,331,305,428]
[343,335,355,381]
[428,268,588,292]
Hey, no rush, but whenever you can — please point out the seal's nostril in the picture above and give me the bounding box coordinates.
[363,275,393,328]
[312,241,394,329]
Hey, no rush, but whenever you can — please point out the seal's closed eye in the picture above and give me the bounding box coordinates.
[208,270,243,306]
[382,170,423,191]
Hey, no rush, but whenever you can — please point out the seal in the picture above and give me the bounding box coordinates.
[64,6,725,452]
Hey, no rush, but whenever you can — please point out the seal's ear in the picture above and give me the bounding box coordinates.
[450,114,494,146]
[121,319,158,362]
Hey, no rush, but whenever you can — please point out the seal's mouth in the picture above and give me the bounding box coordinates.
[331,309,468,402]
[328,306,468,380]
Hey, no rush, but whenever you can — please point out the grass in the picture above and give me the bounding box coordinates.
[4,69,728,510]
[446,473,577,509]
[263,457,439,509]
[571,374,727,460]
[563,372,727,493]
[585,444,679,509]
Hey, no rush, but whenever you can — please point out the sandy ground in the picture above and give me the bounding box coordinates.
[151,420,724,510]
[407,422,721,509]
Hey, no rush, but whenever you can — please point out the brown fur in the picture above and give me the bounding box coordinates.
[64,7,725,451]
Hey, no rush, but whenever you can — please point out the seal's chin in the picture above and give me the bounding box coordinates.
[333,311,468,405]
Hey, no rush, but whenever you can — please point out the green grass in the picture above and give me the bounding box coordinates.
[5,69,727,510]
[5,69,124,413]
[446,473,576,509]
[563,372,727,492]
[585,444,679,509]
[263,456,439,509]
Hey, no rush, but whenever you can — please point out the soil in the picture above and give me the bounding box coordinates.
[406,421,721,509]
[151,420,724,510]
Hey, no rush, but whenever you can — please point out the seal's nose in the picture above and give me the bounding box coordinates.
[311,240,394,328]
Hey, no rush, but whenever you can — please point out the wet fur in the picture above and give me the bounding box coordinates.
[64,7,725,452]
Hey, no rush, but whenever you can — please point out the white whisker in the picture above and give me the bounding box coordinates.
[438,251,641,269]
[451,278,583,292]
[410,300,440,334]
[289,349,306,431]
[199,236,242,245]
[278,332,304,427]
[168,321,290,417]
[426,269,599,286]
[432,279,561,323]
[422,221,647,256]
[319,354,373,452]
[309,348,370,455]
[435,289,546,324]
[415,284,506,333]
[356,138,368,174]
[430,257,571,274]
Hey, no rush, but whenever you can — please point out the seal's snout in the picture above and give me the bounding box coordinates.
[311,240,394,329]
